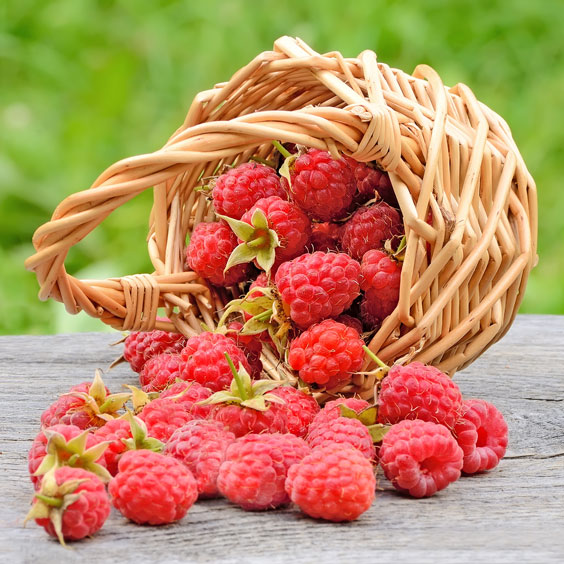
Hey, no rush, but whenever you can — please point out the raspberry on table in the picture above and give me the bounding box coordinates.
[209,401,287,438]
[91,418,132,476]
[25,467,110,545]
[309,397,372,432]
[340,202,403,260]
[159,380,213,419]
[377,362,463,430]
[275,251,361,329]
[285,444,376,522]
[217,433,311,510]
[139,353,185,393]
[124,329,186,373]
[186,221,250,286]
[379,419,463,498]
[164,420,236,499]
[212,161,286,220]
[282,149,356,221]
[453,399,508,474]
[288,319,364,388]
[138,397,199,442]
[109,450,198,525]
[267,386,320,438]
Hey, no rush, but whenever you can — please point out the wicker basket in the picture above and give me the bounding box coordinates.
[25,36,537,400]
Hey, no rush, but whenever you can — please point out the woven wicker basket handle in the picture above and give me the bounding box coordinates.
[274,36,402,170]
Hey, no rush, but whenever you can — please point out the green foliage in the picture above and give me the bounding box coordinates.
[1,0,562,334]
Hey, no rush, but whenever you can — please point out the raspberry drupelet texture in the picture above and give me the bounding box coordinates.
[139,353,184,393]
[138,397,199,442]
[288,319,364,388]
[379,419,463,498]
[224,321,263,378]
[164,420,236,498]
[159,380,213,419]
[28,467,110,544]
[340,202,403,260]
[180,332,251,392]
[217,433,311,510]
[360,249,402,326]
[267,386,320,438]
[306,416,376,460]
[285,444,376,522]
[124,329,186,373]
[212,162,286,220]
[309,397,372,432]
[92,418,132,476]
[346,159,396,207]
[209,401,288,438]
[377,362,463,430]
[453,399,508,474]
[310,222,342,252]
[109,450,198,525]
[283,149,356,221]
[186,221,250,286]
[275,251,361,329]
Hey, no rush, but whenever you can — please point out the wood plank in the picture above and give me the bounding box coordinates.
[0,314,563,563]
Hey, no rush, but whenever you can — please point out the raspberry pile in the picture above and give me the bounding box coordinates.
[25,145,509,543]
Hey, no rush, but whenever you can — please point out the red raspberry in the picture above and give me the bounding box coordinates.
[159,380,213,419]
[275,252,361,329]
[27,467,110,544]
[377,362,463,430]
[217,433,310,510]
[225,321,263,378]
[310,222,342,252]
[359,249,402,326]
[91,419,132,476]
[283,149,356,221]
[40,382,101,430]
[340,203,403,260]
[180,332,251,392]
[124,329,186,373]
[346,159,396,206]
[209,402,287,438]
[138,397,198,442]
[212,162,286,220]
[239,196,312,268]
[285,444,376,521]
[453,399,508,474]
[186,221,250,286]
[109,450,198,525]
[139,353,184,393]
[309,397,372,431]
[164,420,236,498]
[334,314,364,334]
[267,386,320,438]
[379,419,463,497]
[288,319,364,388]
[306,416,375,460]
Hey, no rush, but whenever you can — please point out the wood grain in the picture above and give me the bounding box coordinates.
[1,314,563,564]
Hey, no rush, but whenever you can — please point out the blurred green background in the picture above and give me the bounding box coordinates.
[1,0,563,335]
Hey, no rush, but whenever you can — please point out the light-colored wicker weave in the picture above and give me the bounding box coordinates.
[25,36,537,400]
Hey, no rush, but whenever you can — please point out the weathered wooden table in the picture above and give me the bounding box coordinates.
[1,314,563,563]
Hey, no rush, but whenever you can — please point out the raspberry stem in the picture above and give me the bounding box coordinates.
[224,352,248,400]
[272,140,291,159]
[362,346,390,370]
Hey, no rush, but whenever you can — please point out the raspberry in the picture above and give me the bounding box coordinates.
[453,399,508,474]
[309,397,372,431]
[212,162,286,220]
[109,450,198,525]
[359,249,402,326]
[334,314,364,334]
[217,433,310,510]
[138,397,198,442]
[282,149,356,221]
[285,444,376,521]
[225,321,263,378]
[288,319,364,388]
[340,203,403,260]
[139,353,184,393]
[210,402,287,438]
[379,419,463,497]
[378,362,463,430]
[159,380,213,419]
[306,416,376,460]
[346,158,396,206]
[275,252,361,329]
[92,418,132,476]
[180,332,251,392]
[164,420,236,498]
[310,222,342,252]
[267,386,320,438]
[186,221,250,286]
[124,329,186,373]
[26,467,110,545]
[40,382,99,430]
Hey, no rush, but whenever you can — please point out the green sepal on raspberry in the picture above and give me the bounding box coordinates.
[220,208,281,274]
[338,404,391,443]
[33,428,112,484]
[198,353,285,412]
[120,410,164,453]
